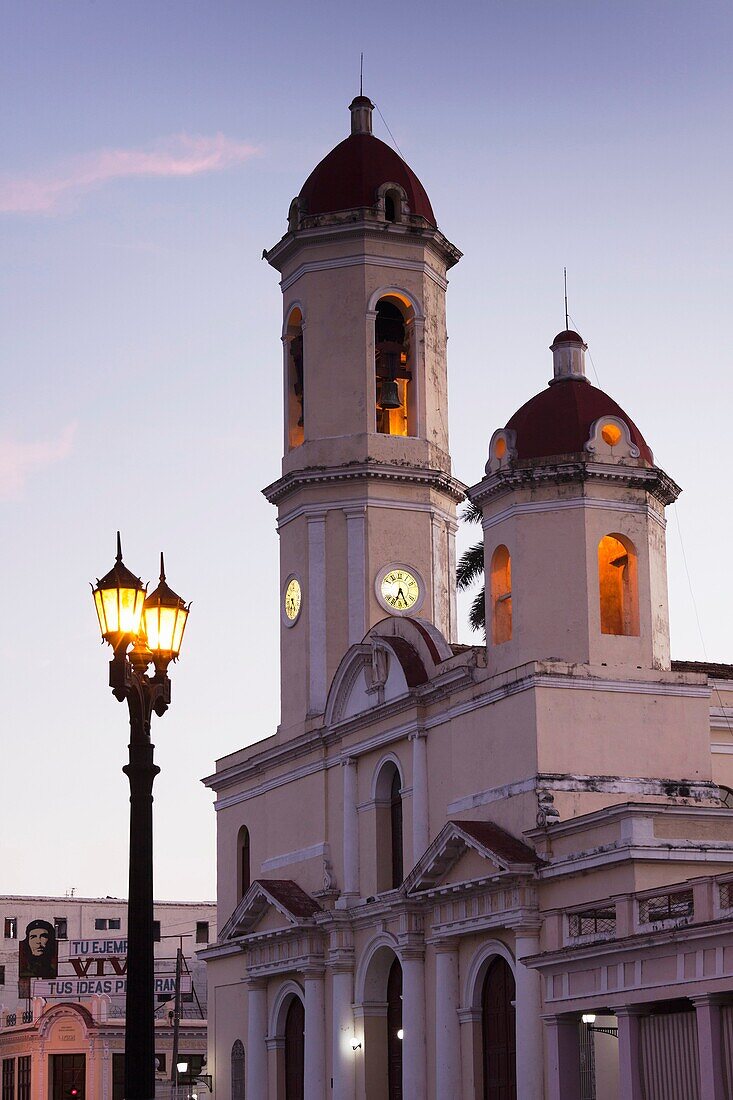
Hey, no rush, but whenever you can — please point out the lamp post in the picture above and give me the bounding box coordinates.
[92,534,189,1100]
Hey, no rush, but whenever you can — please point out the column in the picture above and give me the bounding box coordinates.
[340,756,359,902]
[515,932,544,1100]
[304,968,327,1100]
[345,506,367,645]
[331,963,356,1100]
[307,512,327,713]
[246,978,268,1098]
[410,730,429,860]
[542,1014,582,1100]
[401,949,427,1096]
[615,1006,645,1100]
[435,941,462,1099]
[458,1008,481,1097]
[692,995,726,1100]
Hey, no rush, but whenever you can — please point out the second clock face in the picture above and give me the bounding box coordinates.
[380,568,420,612]
[284,577,302,622]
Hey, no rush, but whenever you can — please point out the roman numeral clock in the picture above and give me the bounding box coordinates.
[376,564,425,616]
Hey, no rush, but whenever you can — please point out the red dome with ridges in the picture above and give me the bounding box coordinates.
[506,378,653,464]
[298,133,436,225]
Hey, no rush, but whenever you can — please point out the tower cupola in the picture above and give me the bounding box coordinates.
[550,328,588,382]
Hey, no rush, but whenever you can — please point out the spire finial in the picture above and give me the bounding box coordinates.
[564,267,569,331]
[360,52,363,97]
[159,552,166,582]
[116,531,122,563]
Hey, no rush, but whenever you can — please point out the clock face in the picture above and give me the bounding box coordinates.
[380,568,420,612]
[284,577,302,623]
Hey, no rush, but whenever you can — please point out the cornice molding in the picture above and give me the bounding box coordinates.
[469,459,681,509]
[263,459,467,507]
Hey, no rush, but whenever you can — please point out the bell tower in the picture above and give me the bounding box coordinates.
[263,97,465,735]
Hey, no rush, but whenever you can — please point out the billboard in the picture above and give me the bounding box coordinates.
[34,975,192,998]
[19,919,58,979]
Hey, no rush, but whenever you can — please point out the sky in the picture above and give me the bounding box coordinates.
[2,0,732,902]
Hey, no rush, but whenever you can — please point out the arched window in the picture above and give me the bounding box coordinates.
[384,189,401,223]
[490,545,512,644]
[284,996,305,1100]
[482,957,517,1099]
[386,958,403,1099]
[374,760,404,892]
[375,298,411,437]
[286,307,304,450]
[237,825,251,901]
[598,534,639,636]
[231,1039,245,1100]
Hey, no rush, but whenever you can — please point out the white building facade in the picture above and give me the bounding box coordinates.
[201,97,733,1099]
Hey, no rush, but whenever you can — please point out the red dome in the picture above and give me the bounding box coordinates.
[298,133,436,225]
[505,378,653,464]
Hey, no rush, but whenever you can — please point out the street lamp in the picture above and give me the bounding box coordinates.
[92,533,189,1100]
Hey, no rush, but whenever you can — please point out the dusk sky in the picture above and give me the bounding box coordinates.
[3,0,731,901]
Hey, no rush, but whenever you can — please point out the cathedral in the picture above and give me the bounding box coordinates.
[200,96,733,1099]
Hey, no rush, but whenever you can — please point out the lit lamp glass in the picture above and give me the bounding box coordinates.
[177,1061,188,1074]
[143,554,189,663]
[92,533,146,648]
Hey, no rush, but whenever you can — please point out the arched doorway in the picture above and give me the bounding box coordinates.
[482,956,516,1100]
[387,957,403,1099]
[284,996,305,1100]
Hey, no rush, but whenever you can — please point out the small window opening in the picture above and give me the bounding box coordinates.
[152,920,161,942]
[390,769,404,888]
[490,545,512,644]
[4,918,17,940]
[238,825,251,901]
[196,921,209,944]
[54,918,67,941]
[598,534,639,636]
[375,299,410,436]
[601,422,622,447]
[494,436,507,459]
[374,760,404,892]
[384,192,397,222]
[286,307,304,450]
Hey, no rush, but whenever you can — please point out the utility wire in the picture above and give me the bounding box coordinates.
[374,102,406,161]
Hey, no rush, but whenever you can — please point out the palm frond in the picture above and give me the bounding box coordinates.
[456,541,484,590]
[460,497,483,525]
[469,587,486,635]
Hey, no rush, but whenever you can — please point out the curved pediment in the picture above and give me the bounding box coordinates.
[325,617,452,726]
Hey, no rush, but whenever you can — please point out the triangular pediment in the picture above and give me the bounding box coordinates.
[404,820,539,895]
[219,879,322,940]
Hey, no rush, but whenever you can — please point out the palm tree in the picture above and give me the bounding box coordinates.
[456,498,486,634]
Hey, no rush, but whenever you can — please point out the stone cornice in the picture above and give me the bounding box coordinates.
[468,458,681,509]
[263,459,467,507]
[266,220,462,274]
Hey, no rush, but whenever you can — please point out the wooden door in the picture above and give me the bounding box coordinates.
[482,957,516,1100]
[387,958,403,1100]
[51,1054,86,1100]
[284,996,305,1100]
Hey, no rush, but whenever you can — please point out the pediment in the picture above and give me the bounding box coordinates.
[219,879,322,941]
[404,820,539,895]
[325,617,453,726]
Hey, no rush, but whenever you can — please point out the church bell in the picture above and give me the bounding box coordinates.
[378,378,402,410]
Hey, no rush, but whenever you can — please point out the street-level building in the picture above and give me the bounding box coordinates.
[201,95,733,1100]
[0,894,215,1098]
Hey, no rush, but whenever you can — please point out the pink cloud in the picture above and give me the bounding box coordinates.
[0,424,76,498]
[0,134,260,214]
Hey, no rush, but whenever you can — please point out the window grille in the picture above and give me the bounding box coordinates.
[568,906,616,937]
[719,882,733,910]
[54,917,67,940]
[638,889,694,924]
[16,1058,30,1100]
[2,1057,14,1100]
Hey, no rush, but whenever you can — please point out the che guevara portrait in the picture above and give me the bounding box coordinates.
[19,919,58,979]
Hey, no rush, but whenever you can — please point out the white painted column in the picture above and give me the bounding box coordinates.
[435,941,461,1099]
[304,968,327,1100]
[341,757,359,902]
[345,506,367,645]
[692,995,726,1100]
[246,979,268,1098]
[515,932,544,1100]
[615,1006,645,1100]
[331,963,356,1100]
[410,730,429,861]
[401,949,427,1097]
[307,512,328,714]
[543,1014,582,1100]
